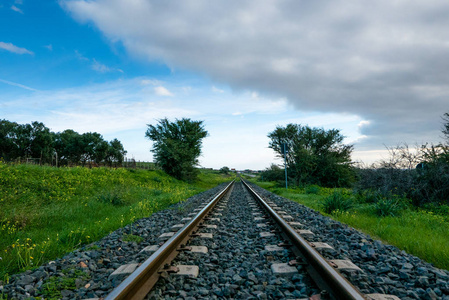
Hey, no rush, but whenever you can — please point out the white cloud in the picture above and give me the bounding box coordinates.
[0,79,38,91]
[358,120,370,129]
[15,0,23,4]
[212,86,224,93]
[44,44,53,51]
[10,5,23,14]
[91,59,112,73]
[62,0,449,149]
[0,42,33,55]
[154,86,173,96]
[2,76,374,168]
[75,50,89,61]
[140,79,161,86]
[2,79,196,134]
[75,53,122,73]
[91,59,123,73]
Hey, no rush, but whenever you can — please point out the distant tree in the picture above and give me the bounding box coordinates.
[27,121,54,163]
[54,130,83,165]
[219,166,230,174]
[145,118,208,181]
[55,130,126,166]
[0,120,53,163]
[0,119,127,166]
[0,119,20,161]
[268,124,354,187]
[106,139,127,166]
[80,132,109,165]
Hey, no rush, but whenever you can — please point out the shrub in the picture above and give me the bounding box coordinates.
[260,164,285,182]
[374,198,403,217]
[322,192,353,214]
[305,185,320,194]
[354,189,382,204]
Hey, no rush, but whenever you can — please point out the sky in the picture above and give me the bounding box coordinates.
[1,0,448,170]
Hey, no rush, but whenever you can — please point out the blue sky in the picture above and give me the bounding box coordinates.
[1,1,448,169]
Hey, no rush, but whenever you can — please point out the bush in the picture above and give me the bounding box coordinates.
[355,141,449,207]
[322,192,353,214]
[374,197,404,217]
[260,164,284,182]
[305,185,320,194]
[354,189,382,204]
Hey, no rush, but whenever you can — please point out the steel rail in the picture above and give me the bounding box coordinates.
[105,180,235,300]
[241,180,366,300]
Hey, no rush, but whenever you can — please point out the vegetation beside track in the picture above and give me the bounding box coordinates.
[252,180,449,271]
[0,162,234,280]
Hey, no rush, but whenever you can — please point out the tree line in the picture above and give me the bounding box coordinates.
[261,113,449,207]
[0,119,127,166]
[354,114,449,207]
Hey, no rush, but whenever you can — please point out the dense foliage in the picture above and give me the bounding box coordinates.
[267,124,355,187]
[145,118,208,181]
[260,164,285,182]
[355,143,449,207]
[355,113,449,207]
[0,119,126,166]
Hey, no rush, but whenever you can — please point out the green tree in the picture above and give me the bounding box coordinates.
[268,124,354,187]
[145,118,208,181]
[80,132,109,165]
[0,120,53,163]
[0,119,20,161]
[219,166,230,174]
[54,130,83,165]
[27,121,54,163]
[106,139,127,166]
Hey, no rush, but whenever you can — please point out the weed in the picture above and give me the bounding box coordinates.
[321,192,353,214]
[38,268,90,299]
[122,234,143,244]
[97,193,125,206]
[84,244,101,251]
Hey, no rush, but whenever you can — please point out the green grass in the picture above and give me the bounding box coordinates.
[0,163,234,280]
[253,180,449,271]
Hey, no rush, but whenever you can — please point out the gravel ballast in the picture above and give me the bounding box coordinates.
[2,181,449,299]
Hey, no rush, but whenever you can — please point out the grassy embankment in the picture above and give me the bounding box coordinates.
[0,162,234,280]
[253,180,449,271]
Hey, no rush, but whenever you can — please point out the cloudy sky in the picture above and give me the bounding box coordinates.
[1,0,448,169]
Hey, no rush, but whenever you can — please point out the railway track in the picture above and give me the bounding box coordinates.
[3,180,449,299]
[106,179,398,300]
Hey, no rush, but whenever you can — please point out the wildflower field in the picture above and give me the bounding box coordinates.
[0,162,233,280]
[253,180,449,271]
